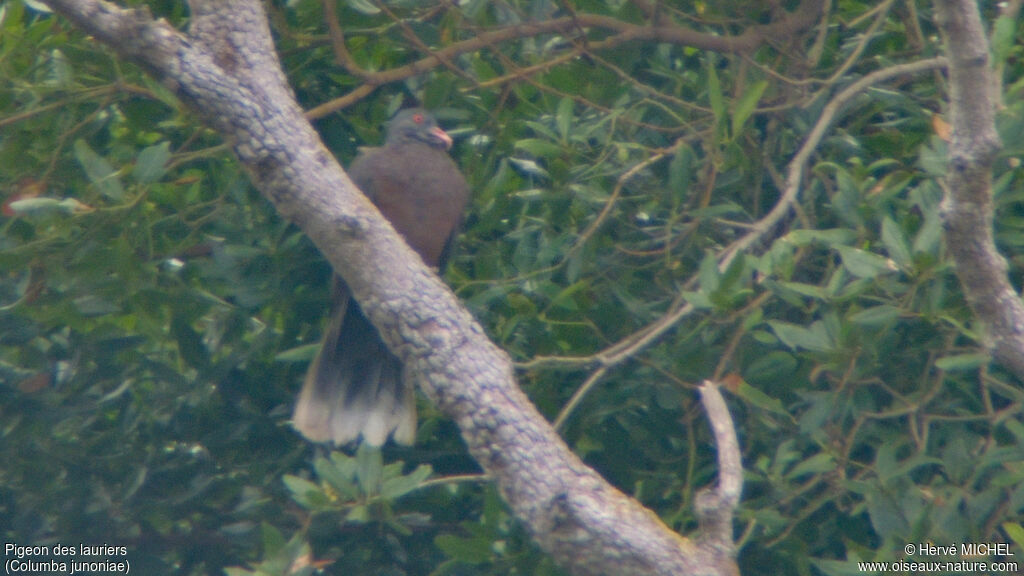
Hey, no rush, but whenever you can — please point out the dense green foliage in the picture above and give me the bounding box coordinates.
[3,0,1024,574]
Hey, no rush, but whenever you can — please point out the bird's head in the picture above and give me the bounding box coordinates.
[385,108,453,151]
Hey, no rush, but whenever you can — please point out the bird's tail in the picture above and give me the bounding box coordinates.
[292,289,415,446]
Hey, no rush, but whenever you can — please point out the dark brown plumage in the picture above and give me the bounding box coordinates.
[293,109,470,446]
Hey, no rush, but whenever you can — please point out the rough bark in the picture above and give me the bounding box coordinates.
[40,1,741,574]
[935,0,1024,380]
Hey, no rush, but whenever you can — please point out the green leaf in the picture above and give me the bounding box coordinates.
[74,139,125,201]
[732,80,768,138]
[6,197,90,217]
[329,450,361,480]
[718,251,748,292]
[133,142,171,184]
[786,453,835,479]
[917,137,948,177]
[232,529,315,576]
[935,353,989,372]
[356,444,383,495]
[1003,522,1024,552]
[768,320,834,352]
[698,251,721,294]
[556,97,573,143]
[380,464,433,500]
[913,210,943,256]
[682,290,713,309]
[833,170,864,227]
[435,534,493,564]
[514,138,564,159]
[880,216,912,269]
[550,280,587,311]
[261,522,287,556]
[745,350,798,383]
[835,245,897,279]
[345,0,381,15]
[314,455,359,500]
[785,228,857,247]
[22,0,52,13]
[733,381,789,417]
[849,305,901,327]
[939,434,976,484]
[706,59,725,139]
[668,144,693,198]
[776,281,826,300]
[283,475,324,509]
[991,16,1016,67]
[523,120,559,141]
[171,314,209,369]
[274,342,319,362]
[346,504,369,523]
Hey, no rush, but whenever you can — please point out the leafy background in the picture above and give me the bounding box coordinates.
[2,0,1024,574]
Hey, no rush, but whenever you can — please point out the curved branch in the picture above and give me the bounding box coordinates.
[41,0,736,574]
[718,57,947,268]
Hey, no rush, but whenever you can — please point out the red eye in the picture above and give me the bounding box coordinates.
[413,113,424,124]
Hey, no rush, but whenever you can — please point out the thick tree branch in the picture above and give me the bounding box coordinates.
[42,0,737,574]
[935,0,1024,379]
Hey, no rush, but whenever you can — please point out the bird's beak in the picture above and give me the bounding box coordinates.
[431,126,453,150]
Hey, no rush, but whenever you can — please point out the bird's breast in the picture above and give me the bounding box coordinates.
[364,145,469,266]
